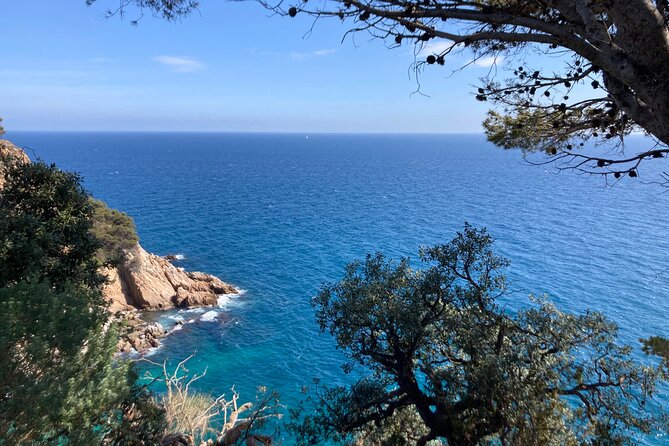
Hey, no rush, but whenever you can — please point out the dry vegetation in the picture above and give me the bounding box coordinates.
[143,356,281,446]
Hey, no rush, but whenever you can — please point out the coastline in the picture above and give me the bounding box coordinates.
[104,244,240,353]
[1,138,239,355]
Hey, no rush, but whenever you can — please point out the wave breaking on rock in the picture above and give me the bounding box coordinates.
[104,244,239,354]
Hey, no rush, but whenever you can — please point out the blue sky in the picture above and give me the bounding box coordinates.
[2,1,513,133]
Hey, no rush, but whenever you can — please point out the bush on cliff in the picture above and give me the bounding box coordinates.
[149,355,281,445]
[90,198,139,264]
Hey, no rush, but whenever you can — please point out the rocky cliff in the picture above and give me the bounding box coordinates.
[105,247,239,353]
[103,243,237,312]
[0,139,30,188]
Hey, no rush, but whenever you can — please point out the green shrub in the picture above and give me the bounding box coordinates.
[0,160,103,289]
[90,198,139,265]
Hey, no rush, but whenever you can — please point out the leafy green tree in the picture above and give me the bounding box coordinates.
[293,225,667,445]
[643,336,669,370]
[0,117,5,136]
[100,383,168,446]
[0,160,103,289]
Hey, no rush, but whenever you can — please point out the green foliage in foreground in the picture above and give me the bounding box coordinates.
[0,118,5,136]
[0,160,103,289]
[100,383,168,445]
[642,336,669,369]
[293,225,668,446]
[0,282,133,444]
[90,198,139,264]
[0,160,157,444]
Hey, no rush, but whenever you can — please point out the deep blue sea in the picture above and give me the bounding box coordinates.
[7,132,668,444]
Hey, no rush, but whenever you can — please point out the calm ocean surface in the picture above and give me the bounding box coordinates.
[7,132,668,443]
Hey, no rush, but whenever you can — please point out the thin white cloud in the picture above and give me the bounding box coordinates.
[253,48,337,61]
[313,48,336,57]
[419,41,455,55]
[288,48,337,61]
[472,55,504,68]
[153,56,206,72]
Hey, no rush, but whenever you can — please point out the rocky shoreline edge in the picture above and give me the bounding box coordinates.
[1,139,238,355]
[104,244,239,354]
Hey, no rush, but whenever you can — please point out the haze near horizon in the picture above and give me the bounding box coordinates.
[2,1,513,133]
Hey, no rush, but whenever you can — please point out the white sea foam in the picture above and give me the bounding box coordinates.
[167,314,185,322]
[180,307,206,314]
[217,288,247,309]
[173,254,185,260]
[200,310,219,322]
[217,294,232,308]
[141,344,164,357]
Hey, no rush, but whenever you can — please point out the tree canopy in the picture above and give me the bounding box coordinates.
[0,282,133,443]
[291,225,668,445]
[85,0,199,23]
[89,0,669,180]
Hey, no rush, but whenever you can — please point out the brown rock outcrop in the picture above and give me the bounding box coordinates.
[104,243,237,312]
[119,244,181,310]
[105,244,238,353]
[0,139,30,188]
[103,267,136,312]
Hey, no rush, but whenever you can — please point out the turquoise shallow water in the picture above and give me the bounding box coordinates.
[7,132,669,444]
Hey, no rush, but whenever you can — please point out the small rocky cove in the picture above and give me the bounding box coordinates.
[104,244,238,353]
[1,139,238,354]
